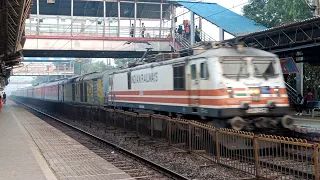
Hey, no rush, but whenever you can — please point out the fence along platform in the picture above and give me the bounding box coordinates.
[17,97,320,180]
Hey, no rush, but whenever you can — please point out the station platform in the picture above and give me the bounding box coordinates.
[0,100,133,180]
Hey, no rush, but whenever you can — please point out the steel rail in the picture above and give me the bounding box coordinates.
[14,99,190,180]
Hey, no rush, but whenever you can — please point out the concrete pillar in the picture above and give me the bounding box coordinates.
[134,1,137,37]
[170,3,176,42]
[159,1,163,37]
[219,27,224,41]
[71,0,73,36]
[36,0,39,35]
[118,0,121,37]
[103,1,106,37]
[57,16,59,34]
[296,60,304,95]
[199,17,202,30]
[314,0,320,16]
[190,11,195,45]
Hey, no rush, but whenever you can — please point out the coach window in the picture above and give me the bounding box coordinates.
[191,64,196,80]
[173,65,186,90]
[80,83,84,102]
[72,84,75,101]
[127,72,131,90]
[200,62,209,79]
[84,82,88,102]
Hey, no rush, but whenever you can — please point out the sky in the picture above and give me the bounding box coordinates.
[7,0,249,86]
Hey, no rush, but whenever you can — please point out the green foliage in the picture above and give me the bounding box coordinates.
[243,0,313,28]
[114,58,135,68]
[74,59,108,75]
[303,63,320,91]
[243,0,319,96]
[31,75,63,86]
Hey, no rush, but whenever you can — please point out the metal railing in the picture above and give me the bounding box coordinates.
[16,96,320,180]
[285,82,299,105]
[25,23,172,39]
[198,30,216,42]
[172,30,217,51]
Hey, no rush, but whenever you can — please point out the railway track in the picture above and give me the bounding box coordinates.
[13,99,258,180]
[13,98,319,180]
[15,101,189,180]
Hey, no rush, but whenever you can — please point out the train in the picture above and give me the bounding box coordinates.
[11,42,294,131]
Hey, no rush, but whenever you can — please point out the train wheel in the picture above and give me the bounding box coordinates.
[229,116,246,131]
[281,115,294,129]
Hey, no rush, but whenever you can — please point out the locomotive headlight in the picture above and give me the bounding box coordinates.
[227,87,234,98]
[249,88,260,95]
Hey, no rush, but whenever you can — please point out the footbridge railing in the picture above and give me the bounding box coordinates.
[285,82,299,106]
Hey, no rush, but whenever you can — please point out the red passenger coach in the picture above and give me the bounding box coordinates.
[43,82,60,101]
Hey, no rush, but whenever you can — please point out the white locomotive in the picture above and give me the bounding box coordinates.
[12,43,294,131]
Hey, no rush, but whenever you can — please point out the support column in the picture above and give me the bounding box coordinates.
[57,16,59,34]
[103,0,106,37]
[159,1,163,37]
[36,0,39,35]
[219,27,224,41]
[118,0,121,37]
[134,0,137,37]
[190,11,195,45]
[199,17,202,30]
[170,3,176,40]
[314,0,320,16]
[296,53,304,95]
[71,0,74,36]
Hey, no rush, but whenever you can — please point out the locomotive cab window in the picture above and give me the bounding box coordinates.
[173,65,186,90]
[191,64,196,80]
[200,62,209,79]
[252,58,279,79]
[220,57,249,80]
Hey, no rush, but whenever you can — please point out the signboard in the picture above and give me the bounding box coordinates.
[280,57,299,74]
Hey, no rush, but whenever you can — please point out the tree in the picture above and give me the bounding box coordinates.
[114,58,135,68]
[243,0,317,96]
[243,0,313,28]
[74,59,108,75]
[303,63,320,98]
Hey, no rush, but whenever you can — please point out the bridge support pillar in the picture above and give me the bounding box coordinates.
[219,28,224,41]
[190,11,195,45]
[134,0,137,37]
[71,0,74,36]
[36,0,39,35]
[118,1,121,37]
[103,1,106,37]
[159,1,163,38]
[296,54,304,95]
[170,3,176,46]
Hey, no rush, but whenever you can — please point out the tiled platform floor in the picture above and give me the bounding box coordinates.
[1,101,133,180]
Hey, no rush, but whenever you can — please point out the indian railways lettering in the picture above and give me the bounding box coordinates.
[131,72,158,83]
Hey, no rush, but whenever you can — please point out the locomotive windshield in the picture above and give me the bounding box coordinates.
[220,58,249,80]
[252,58,278,79]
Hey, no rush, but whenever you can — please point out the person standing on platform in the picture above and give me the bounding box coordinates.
[0,95,3,112]
[130,24,134,37]
[178,25,183,39]
[195,25,201,42]
[185,23,190,40]
[2,92,6,104]
[141,23,146,38]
